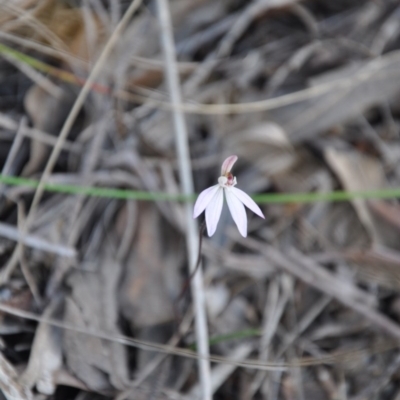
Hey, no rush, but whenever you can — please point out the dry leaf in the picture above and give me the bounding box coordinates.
[63,242,129,392]
[0,352,33,400]
[271,52,400,142]
[227,122,296,176]
[19,299,62,395]
[120,203,182,328]
[325,147,387,244]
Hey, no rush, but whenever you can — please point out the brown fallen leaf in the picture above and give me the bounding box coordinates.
[325,146,388,245]
[0,352,33,400]
[119,203,182,328]
[19,298,62,395]
[227,121,296,176]
[63,241,129,392]
[22,84,84,176]
[0,0,105,64]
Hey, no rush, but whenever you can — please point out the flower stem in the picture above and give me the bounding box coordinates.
[176,221,206,306]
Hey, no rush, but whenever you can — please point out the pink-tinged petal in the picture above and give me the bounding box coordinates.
[193,184,220,218]
[221,155,238,175]
[205,187,224,236]
[230,187,265,219]
[225,189,247,237]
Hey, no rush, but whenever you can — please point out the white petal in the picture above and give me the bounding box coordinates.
[205,187,224,236]
[221,155,238,175]
[230,187,265,219]
[225,189,248,237]
[193,185,220,218]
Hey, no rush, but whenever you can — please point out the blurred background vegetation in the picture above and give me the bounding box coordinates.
[1,1,400,399]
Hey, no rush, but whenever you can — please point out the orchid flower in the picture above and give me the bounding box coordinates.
[193,155,265,237]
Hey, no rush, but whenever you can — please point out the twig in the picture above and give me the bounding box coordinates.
[248,275,292,398]
[114,310,195,400]
[0,221,77,258]
[156,0,212,399]
[239,237,400,342]
[183,0,301,95]
[0,2,69,54]
[16,202,42,307]
[188,343,254,398]
[0,302,397,371]
[0,113,81,153]
[0,31,86,68]
[350,353,400,400]
[23,0,142,230]
[2,52,63,98]
[1,117,26,177]
[217,0,301,58]
[0,0,142,283]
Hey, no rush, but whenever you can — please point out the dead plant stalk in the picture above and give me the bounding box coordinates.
[156,0,212,398]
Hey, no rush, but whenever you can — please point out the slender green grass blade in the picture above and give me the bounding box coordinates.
[1,174,400,204]
[189,328,262,350]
